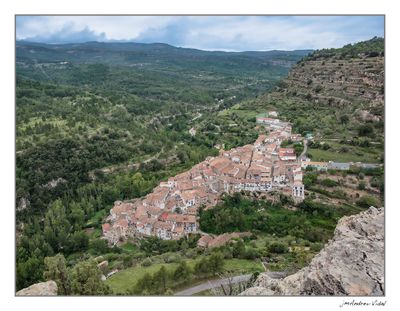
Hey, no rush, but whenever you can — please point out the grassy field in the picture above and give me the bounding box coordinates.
[105,258,264,294]
[217,104,260,119]
[307,147,382,163]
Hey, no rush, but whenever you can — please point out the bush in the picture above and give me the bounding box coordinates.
[268,242,288,254]
[89,239,109,255]
[141,258,153,267]
[358,124,374,137]
[356,196,379,208]
[208,252,225,275]
[320,178,338,187]
[244,247,261,259]
[173,261,192,282]
[358,181,366,190]
[303,172,318,187]
[162,253,182,263]
[310,243,322,252]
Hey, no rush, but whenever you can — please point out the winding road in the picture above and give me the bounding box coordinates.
[174,272,285,296]
[300,139,308,159]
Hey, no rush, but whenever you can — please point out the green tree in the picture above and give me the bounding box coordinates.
[232,240,246,258]
[89,238,109,255]
[68,231,89,253]
[70,260,111,295]
[340,114,349,124]
[173,261,192,282]
[44,200,71,252]
[133,272,153,295]
[16,255,44,290]
[358,181,366,190]
[68,202,85,230]
[153,266,168,294]
[43,254,71,295]
[268,242,288,254]
[356,195,379,208]
[194,257,209,275]
[358,124,374,137]
[208,252,224,275]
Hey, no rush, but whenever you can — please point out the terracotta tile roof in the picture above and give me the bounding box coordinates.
[208,232,252,248]
[209,157,232,171]
[165,213,196,224]
[180,190,197,202]
[134,204,148,219]
[197,235,213,247]
[111,201,134,214]
[177,181,194,191]
[115,219,129,228]
[147,206,162,216]
[165,199,177,210]
[159,212,169,221]
[102,223,111,233]
[186,207,198,215]
[172,226,184,234]
[153,221,173,230]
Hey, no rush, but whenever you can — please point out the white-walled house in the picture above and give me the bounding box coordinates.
[292,182,305,200]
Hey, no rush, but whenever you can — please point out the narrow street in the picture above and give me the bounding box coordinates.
[300,139,308,159]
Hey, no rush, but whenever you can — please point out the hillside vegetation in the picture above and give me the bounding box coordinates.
[15,38,384,295]
[16,41,309,291]
[238,37,384,163]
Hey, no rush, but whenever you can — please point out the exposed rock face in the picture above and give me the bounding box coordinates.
[242,207,384,296]
[16,280,58,296]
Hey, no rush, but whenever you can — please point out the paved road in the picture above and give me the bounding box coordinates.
[174,272,286,296]
[300,139,308,158]
[174,274,252,296]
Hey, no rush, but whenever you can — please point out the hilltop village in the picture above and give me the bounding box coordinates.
[102,113,305,244]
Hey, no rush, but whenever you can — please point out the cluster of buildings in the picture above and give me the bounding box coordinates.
[300,159,383,172]
[102,116,305,244]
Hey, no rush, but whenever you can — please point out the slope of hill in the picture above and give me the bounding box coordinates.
[236,37,384,163]
[15,42,309,291]
[241,206,384,296]
[15,38,384,294]
[17,41,311,68]
[253,39,384,139]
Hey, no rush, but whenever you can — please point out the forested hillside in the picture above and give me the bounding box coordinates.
[237,37,384,163]
[16,38,384,294]
[16,41,310,290]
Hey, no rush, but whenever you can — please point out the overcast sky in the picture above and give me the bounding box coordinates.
[16,16,384,51]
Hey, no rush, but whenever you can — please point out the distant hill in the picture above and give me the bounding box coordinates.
[304,37,384,60]
[16,41,312,72]
[250,38,384,141]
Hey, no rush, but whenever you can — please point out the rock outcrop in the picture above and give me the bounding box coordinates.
[241,206,384,296]
[16,280,58,296]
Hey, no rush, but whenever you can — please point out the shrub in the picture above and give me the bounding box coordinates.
[356,196,379,208]
[358,124,374,137]
[358,181,366,190]
[320,178,338,187]
[268,242,288,254]
[244,247,261,260]
[141,258,152,267]
[314,85,323,93]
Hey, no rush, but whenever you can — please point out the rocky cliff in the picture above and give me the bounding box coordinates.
[241,206,384,296]
[16,280,58,296]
